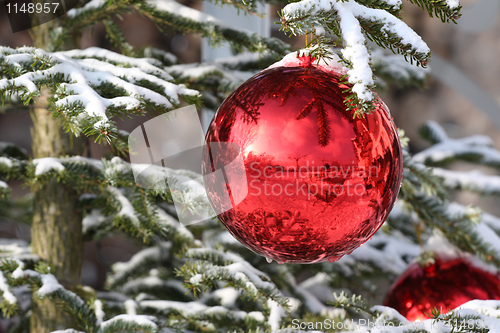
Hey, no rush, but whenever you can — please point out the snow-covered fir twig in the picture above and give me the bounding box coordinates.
[0,47,200,146]
[137,0,289,56]
[280,0,435,114]
[415,121,500,167]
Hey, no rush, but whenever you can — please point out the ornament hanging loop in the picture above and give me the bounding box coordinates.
[305,32,314,48]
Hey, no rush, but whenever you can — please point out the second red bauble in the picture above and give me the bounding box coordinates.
[384,256,500,321]
[202,56,403,264]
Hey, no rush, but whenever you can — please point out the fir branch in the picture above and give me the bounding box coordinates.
[121,276,194,302]
[167,63,255,95]
[331,292,377,317]
[0,156,27,181]
[99,314,158,333]
[353,0,402,16]
[102,19,137,57]
[419,120,450,144]
[4,262,97,332]
[400,188,500,270]
[0,47,200,148]
[139,300,266,332]
[106,242,175,289]
[140,47,177,67]
[372,50,430,89]
[403,151,448,200]
[0,142,29,160]
[280,0,431,114]
[82,209,115,241]
[65,0,140,34]
[0,270,17,318]
[213,51,279,72]
[432,168,500,196]
[415,122,500,168]
[178,251,289,308]
[0,181,10,199]
[406,0,461,22]
[136,0,290,56]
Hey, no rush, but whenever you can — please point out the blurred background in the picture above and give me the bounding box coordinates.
[0,0,499,292]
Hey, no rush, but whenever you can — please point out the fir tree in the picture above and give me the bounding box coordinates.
[2,0,500,333]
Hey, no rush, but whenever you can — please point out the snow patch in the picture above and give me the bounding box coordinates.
[0,271,17,304]
[189,274,203,285]
[100,314,157,330]
[125,299,138,315]
[37,274,63,296]
[107,187,141,227]
[82,209,106,233]
[95,299,105,325]
[446,0,460,9]
[33,157,65,175]
[0,157,13,168]
[267,299,286,330]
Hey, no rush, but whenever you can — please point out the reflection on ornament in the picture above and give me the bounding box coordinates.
[384,257,500,321]
[202,57,403,264]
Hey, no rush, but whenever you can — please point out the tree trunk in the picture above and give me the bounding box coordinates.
[29,17,85,333]
[30,88,86,333]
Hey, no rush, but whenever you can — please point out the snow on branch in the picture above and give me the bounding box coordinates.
[66,0,107,19]
[371,50,430,89]
[121,276,192,302]
[346,230,420,275]
[432,168,500,196]
[400,184,500,269]
[3,261,97,329]
[26,156,201,243]
[282,271,326,315]
[0,47,200,144]
[334,2,374,101]
[0,270,17,306]
[0,141,28,160]
[415,122,500,167]
[107,242,174,289]
[82,209,110,237]
[0,180,10,199]
[0,155,26,184]
[167,63,255,93]
[137,0,289,56]
[180,248,289,308]
[281,0,430,114]
[107,186,142,229]
[100,314,158,333]
[64,0,144,40]
[406,0,461,23]
[142,47,177,67]
[446,203,500,259]
[139,299,265,330]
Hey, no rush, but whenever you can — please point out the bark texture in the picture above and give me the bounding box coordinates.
[29,89,86,332]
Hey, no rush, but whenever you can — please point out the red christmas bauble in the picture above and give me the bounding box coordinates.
[202,56,403,264]
[384,257,500,321]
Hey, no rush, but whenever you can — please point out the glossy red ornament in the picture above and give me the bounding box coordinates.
[202,56,403,264]
[384,257,500,321]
